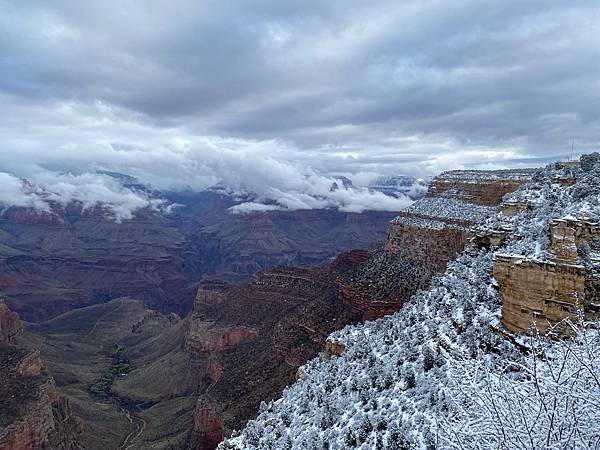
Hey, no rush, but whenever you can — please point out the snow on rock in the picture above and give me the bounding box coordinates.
[219,155,600,450]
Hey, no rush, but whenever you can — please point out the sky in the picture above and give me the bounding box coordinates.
[0,0,599,215]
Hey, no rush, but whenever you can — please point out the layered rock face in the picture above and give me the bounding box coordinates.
[0,304,80,450]
[496,217,600,335]
[184,169,533,448]
[341,170,532,322]
[425,169,537,206]
[0,209,192,322]
[494,256,587,334]
[0,193,397,322]
[185,250,370,449]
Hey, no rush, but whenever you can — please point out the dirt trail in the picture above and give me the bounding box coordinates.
[84,300,125,342]
[119,405,146,450]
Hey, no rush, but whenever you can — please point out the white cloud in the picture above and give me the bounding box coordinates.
[0,172,50,212]
[0,170,167,222]
[229,202,283,214]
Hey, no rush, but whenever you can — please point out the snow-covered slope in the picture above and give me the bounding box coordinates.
[219,157,600,450]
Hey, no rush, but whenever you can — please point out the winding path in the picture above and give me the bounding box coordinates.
[119,405,146,450]
[84,300,125,342]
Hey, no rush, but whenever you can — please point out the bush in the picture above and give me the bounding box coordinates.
[580,152,600,172]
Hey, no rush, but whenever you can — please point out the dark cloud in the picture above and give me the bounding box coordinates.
[0,0,599,194]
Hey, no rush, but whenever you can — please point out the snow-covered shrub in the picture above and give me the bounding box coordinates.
[580,152,600,172]
[442,321,600,450]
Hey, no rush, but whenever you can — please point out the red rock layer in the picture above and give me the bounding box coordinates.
[186,250,371,448]
[0,304,80,449]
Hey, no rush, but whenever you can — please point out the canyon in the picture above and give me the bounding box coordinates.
[1,168,549,449]
[0,190,399,322]
[181,169,534,448]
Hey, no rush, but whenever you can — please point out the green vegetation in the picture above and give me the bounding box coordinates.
[89,344,130,398]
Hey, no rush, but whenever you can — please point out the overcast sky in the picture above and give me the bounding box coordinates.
[0,0,599,213]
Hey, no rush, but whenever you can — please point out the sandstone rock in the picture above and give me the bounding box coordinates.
[494,255,590,335]
[185,251,368,448]
[425,169,536,206]
[17,351,43,377]
[191,405,224,450]
[324,339,346,359]
[184,322,257,356]
[195,283,228,306]
[0,346,80,450]
[206,359,223,384]
[495,216,600,335]
[385,220,468,272]
[550,224,579,262]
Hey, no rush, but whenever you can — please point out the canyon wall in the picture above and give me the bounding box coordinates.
[424,169,537,206]
[341,169,532,322]
[495,217,600,335]
[385,170,533,267]
[0,303,80,450]
[0,194,397,322]
[185,251,370,449]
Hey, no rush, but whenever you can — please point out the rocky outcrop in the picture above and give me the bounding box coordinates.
[184,322,257,356]
[0,299,23,344]
[17,350,43,377]
[324,339,346,359]
[339,170,531,323]
[191,405,224,450]
[185,251,369,448]
[494,256,587,335]
[425,169,536,206]
[0,305,80,450]
[195,283,228,306]
[0,367,79,450]
[385,220,468,272]
[549,217,600,261]
[387,170,531,264]
[495,217,600,335]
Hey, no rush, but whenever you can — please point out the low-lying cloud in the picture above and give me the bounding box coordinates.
[0,171,168,222]
[0,142,415,220]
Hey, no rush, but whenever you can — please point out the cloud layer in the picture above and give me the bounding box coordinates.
[0,171,168,222]
[1,0,599,215]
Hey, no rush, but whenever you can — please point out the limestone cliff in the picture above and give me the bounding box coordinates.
[495,216,600,335]
[424,169,536,206]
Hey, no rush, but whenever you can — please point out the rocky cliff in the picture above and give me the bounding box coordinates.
[338,169,533,321]
[183,169,539,448]
[216,156,600,450]
[495,216,600,335]
[0,299,23,344]
[0,303,80,450]
[424,169,536,206]
[185,251,370,449]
